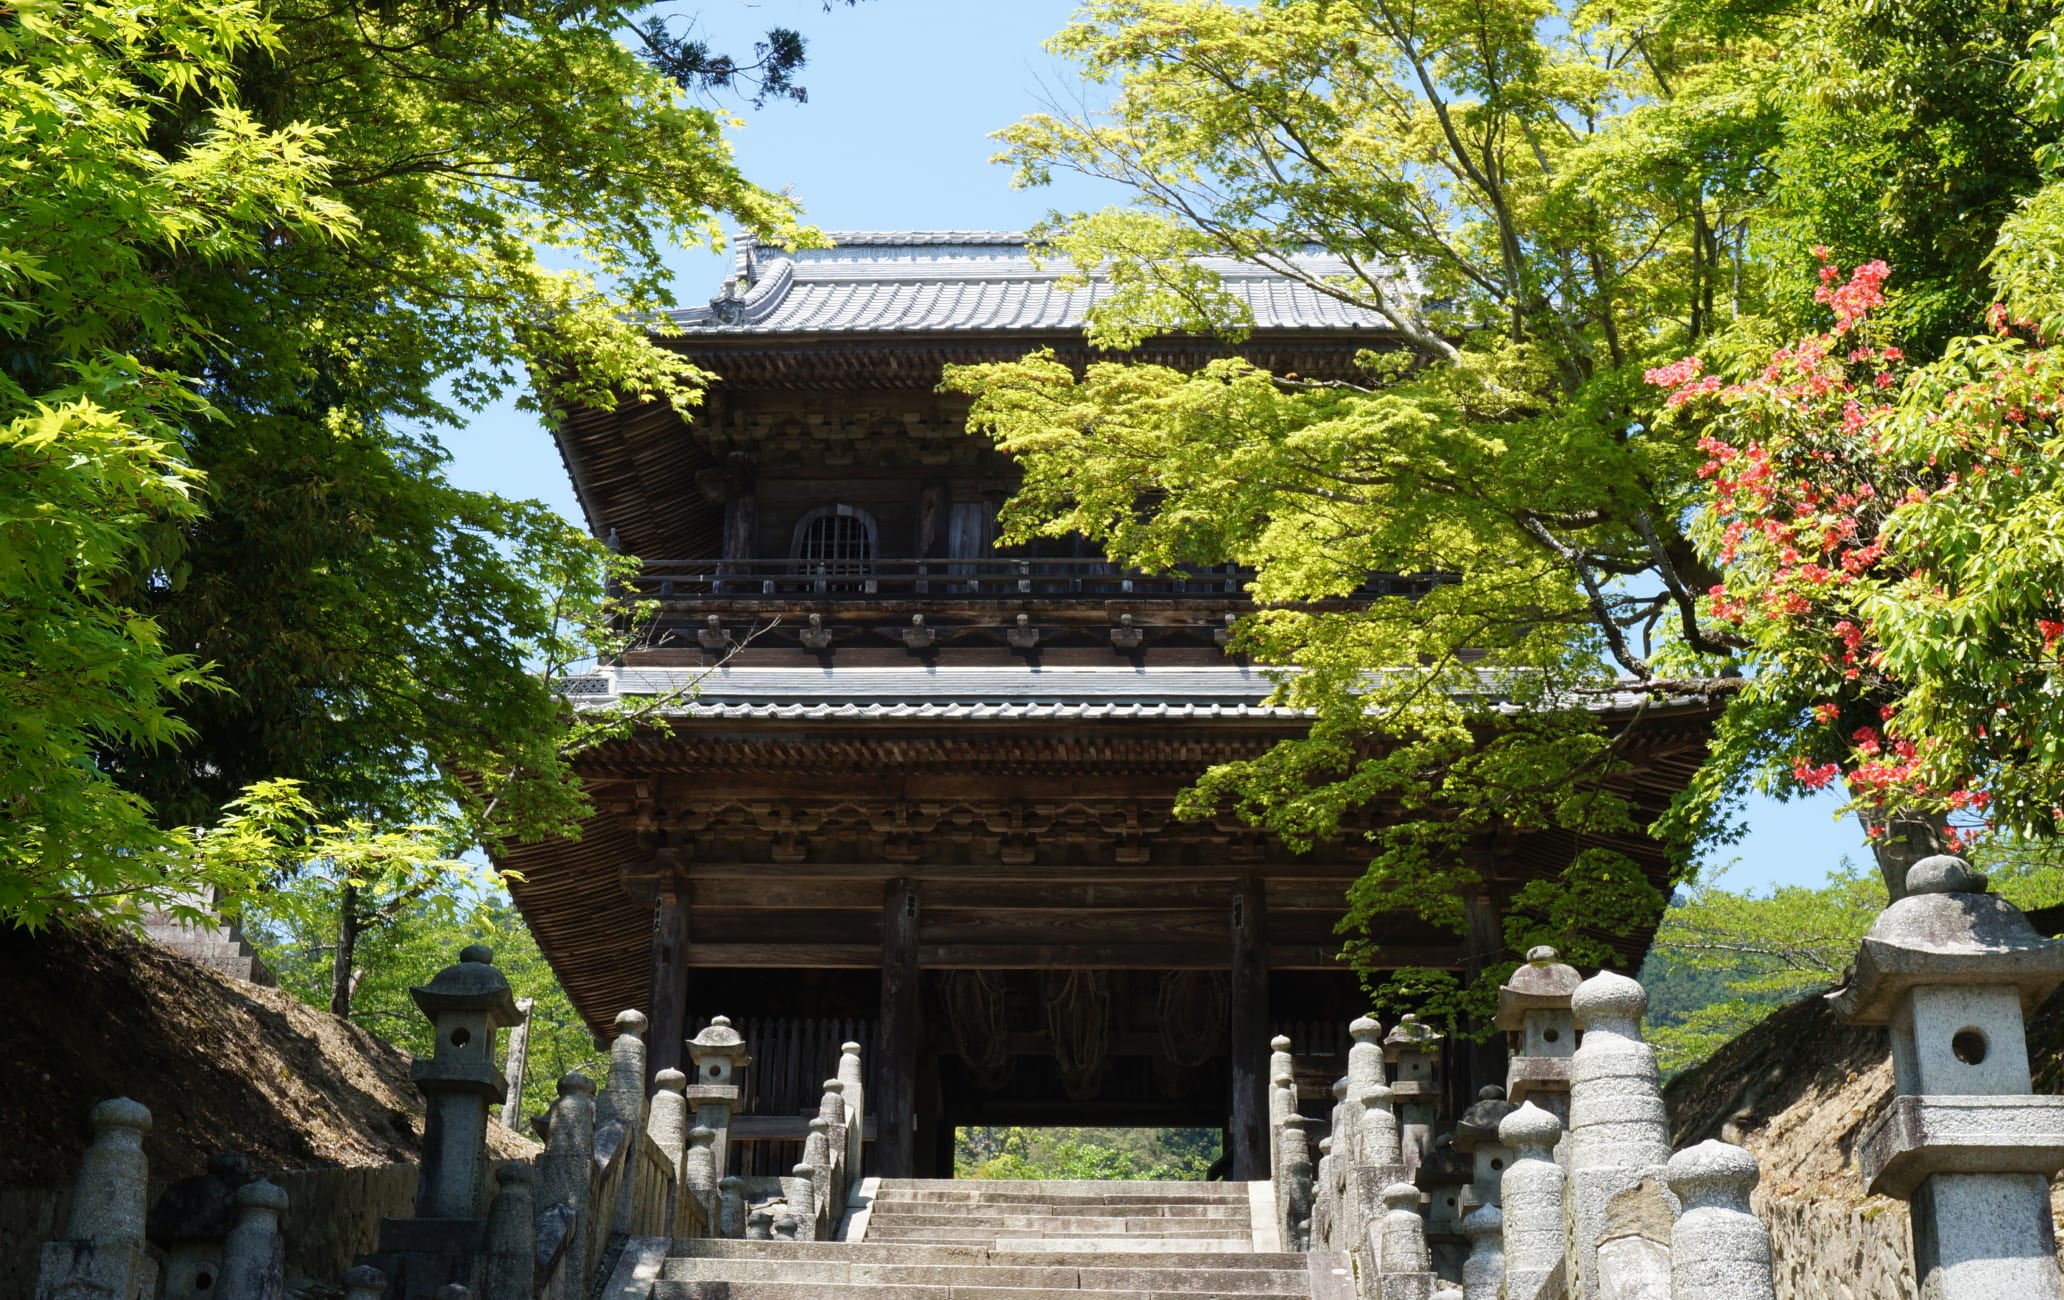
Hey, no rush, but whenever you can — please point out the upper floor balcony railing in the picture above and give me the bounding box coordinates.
[627,556,1243,601]
[623,558,1442,603]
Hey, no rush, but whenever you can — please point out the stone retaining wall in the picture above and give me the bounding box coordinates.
[1759,1194,1919,1300]
[2,1160,417,1298]
[274,1161,418,1284]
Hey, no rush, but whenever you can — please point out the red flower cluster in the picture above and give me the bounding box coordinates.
[1814,254,1890,331]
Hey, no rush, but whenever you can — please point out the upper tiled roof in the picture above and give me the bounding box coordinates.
[667,232,1396,336]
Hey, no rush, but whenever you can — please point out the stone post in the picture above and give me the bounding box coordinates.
[1316,1078,1345,1237]
[1279,1115,1314,1251]
[683,1127,718,1229]
[783,1163,817,1242]
[804,1117,834,1229]
[498,997,536,1131]
[36,1097,156,1300]
[482,1162,535,1300]
[1314,1135,1336,1250]
[1374,1182,1434,1300]
[1827,853,2064,1300]
[597,1010,649,1235]
[1450,1085,1516,1213]
[1348,1017,1388,1094]
[1459,1204,1502,1300]
[1497,947,1580,1127]
[1498,1102,1565,1300]
[342,1266,387,1300]
[1665,1140,1776,1300]
[647,1069,690,1236]
[215,1180,286,1300]
[746,1209,772,1241]
[1383,1016,1443,1182]
[408,946,523,1220]
[837,1041,866,1179]
[1267,1035,1296,1177]
[533,1075,595,1297]
[686,1016,751,1180]
[718,1177,746,1239]
[648,1069,689,1179]
[1566,971,1670,1300]
[817,1079,849,1215]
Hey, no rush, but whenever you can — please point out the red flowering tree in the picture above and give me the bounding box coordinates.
[1659,252,2064,890]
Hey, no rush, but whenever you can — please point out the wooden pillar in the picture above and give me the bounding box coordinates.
[1460,873,1509,1113]
[879,877,921,1178]
[1229,875,1269,1180]
[647,882,689,1081]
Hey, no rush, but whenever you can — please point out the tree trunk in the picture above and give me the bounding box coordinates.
[1855,803,1950,904]
[330,882,361,1018]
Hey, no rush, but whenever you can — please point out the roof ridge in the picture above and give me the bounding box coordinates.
[816,230,1031,246]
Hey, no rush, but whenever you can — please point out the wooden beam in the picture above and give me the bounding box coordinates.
[684,907,1367,949]
[681,859,1376,883]
[878,877,921,1178]
[730,1114,878,1140]
[1229,876,1269,1181]
[678,941,1463,971]
[682,878,1358,912]
[647,882,689,1080]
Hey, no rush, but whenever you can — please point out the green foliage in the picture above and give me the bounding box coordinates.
[949,0,1771,1014]
[948,0,2064,1024]
[252,882,605,1092]
[1,0,826,927]
[105,0,819,843]
[955,1128,1220,1181]
[0,0,350,923]
[1643,844,2064,1073]
[1734,0,2063,349]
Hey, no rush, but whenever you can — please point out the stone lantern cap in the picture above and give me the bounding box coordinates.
[688,1015,752,1061]
[1453,1085,1517,1153]
[408,945,523,1028]
[1382,1013,1444,1062]
[1494,946,1583,1030]
[1827,856,2064,1024]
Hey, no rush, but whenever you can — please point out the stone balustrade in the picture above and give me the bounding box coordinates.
[28,946,874,1300]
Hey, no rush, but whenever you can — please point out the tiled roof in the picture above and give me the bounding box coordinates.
[667,232,1396,335]
[559,663,1698,720]
[564,663,1289,712]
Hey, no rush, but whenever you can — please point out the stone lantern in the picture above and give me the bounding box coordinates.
[1451,1084,1517,1214]
[687,1015,753,1179]
[1415,1132,1475,1280]
[408,945,522,1220]
[1829,854,2064,1300]
[1383,1014,1443,1179]
[1496,945,1580,1124]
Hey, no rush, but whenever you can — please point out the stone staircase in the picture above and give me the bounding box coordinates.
[654,1179,1350,1299]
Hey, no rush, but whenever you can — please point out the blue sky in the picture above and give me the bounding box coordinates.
[435,0,1872,894]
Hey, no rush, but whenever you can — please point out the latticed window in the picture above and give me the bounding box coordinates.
[791,505,875,590]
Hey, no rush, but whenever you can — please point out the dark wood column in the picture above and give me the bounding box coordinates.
[1460,880,1508,1110]
[879,876,922,1178]
[647,880,689,1080]
[1228,875,1269,1180]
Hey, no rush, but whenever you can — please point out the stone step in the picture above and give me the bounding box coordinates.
[871,1188,1238,1205]
[861,1216,1247,1236]
[867,1200,1248,1218]
[894,1239,1260,1254]
[660,1258,1307,1292]
[667,1241,1306,1270]
[655,1285,1298,1300]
